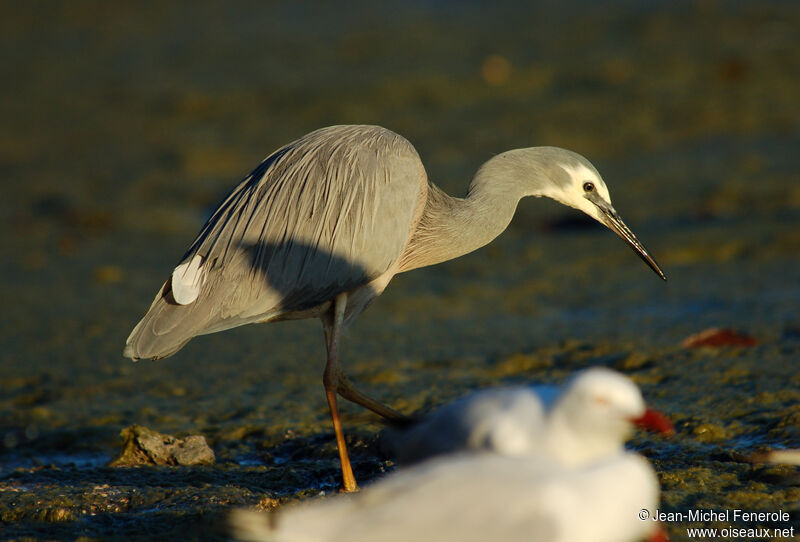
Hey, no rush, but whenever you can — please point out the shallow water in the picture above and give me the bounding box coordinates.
[1,1,799,540]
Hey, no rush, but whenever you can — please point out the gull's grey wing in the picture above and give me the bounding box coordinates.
[125,125,426,359]
[383,386,547,463]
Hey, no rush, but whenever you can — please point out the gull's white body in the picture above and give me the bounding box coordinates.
[230,452,662,542]
[382,385,549,463]
[231,368,670,542]
[383,367,650,466]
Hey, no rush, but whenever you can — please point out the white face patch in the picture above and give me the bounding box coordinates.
[171,254,205,305]
[558,162,611,204]
[547,162,611,224]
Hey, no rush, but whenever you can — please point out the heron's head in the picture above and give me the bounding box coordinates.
[479,147,665,279]
[538,149,666,281]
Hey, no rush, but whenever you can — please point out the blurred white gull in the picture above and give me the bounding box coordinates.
[230,368,672,542]
[754,449,800,465]
[230,451,668,542]
[382,367,674,465]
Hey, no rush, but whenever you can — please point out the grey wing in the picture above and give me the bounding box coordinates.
[384,387,546,463]
[125,125,426,360]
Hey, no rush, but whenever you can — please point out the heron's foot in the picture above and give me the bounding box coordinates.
[381,412,420,428]
[339,483,360,494]
[336,376,409,423]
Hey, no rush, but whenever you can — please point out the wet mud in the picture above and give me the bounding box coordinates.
[1,1,799,540]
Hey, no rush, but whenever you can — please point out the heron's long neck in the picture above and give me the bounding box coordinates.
[397,171,528,272]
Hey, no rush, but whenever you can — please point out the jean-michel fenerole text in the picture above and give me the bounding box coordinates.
[652,509,790,523]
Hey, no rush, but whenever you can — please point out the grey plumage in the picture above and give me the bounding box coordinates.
[125,126,425,360]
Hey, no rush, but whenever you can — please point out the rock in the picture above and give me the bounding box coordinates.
[613,351,652,371]
[691,422,729,443]
[110,425,215,467]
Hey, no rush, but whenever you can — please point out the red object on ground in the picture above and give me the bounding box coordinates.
[681,328,758,348]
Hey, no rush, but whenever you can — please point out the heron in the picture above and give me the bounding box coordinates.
[124,124,665,491]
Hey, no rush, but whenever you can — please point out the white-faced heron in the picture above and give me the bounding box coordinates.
[124,125,665,491]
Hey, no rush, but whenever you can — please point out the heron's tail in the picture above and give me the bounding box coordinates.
[123,279,210,360]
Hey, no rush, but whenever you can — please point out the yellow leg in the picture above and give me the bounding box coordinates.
[322,293,411,491]
[323,294,358,492]
[324,387,357,492]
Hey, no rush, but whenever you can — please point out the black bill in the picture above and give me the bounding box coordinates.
[587,193,666,281]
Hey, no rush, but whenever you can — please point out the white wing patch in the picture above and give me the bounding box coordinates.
[171,254,205,305]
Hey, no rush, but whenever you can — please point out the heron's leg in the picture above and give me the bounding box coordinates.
[323,293,358,492]
[336,375,409,423]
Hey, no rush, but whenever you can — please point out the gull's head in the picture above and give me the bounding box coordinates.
[552,368,674,456]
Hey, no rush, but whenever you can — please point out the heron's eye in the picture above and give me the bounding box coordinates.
[583,182,595,193]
